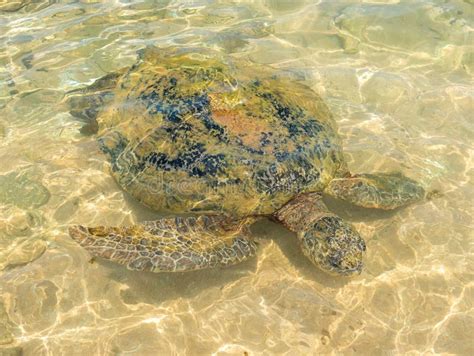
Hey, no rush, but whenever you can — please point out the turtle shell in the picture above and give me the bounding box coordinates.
[96,47,347,217]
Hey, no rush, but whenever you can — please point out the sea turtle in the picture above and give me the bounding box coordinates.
[67,46,425,276]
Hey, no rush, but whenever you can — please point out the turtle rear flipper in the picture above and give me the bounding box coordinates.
[68,216,257,272]
[67,93,110,135]
[66,70,125,135]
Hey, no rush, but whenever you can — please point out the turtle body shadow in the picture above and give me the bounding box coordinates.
[92,252,258,306]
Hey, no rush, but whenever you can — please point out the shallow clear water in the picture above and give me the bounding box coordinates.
[0,0,472,354]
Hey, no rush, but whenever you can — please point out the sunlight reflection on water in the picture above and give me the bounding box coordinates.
[0,0,472,354]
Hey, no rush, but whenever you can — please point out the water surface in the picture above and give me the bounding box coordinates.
[0,0,473,354]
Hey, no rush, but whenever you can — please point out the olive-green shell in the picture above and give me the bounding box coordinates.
[96,47,347,217]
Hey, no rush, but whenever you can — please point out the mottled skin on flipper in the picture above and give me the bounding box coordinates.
[69,215,257,272]
[67,47,426,275]
[325,172,425,210]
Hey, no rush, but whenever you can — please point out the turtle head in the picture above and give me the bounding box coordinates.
[298,215,366,276]
[274,193,366,276]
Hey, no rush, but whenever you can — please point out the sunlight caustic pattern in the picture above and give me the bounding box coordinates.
[0,0,472,354]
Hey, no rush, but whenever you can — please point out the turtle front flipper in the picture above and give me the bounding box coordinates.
[324,172,425,210]
[68,216,257,272]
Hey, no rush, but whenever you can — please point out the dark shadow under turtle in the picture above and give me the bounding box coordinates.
[66,46,426,277]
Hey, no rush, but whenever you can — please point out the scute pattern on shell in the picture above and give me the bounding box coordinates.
[94,47,348,217]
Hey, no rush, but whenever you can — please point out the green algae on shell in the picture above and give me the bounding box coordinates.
[82,46,347,217]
